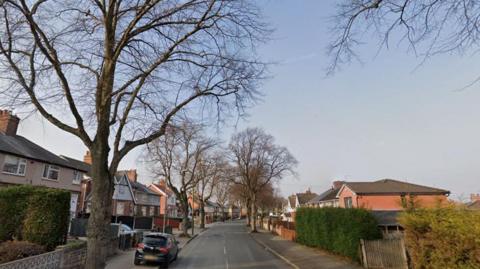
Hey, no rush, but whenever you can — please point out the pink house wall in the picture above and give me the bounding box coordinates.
[338,186,448,210]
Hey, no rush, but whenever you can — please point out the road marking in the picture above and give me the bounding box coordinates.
[224,246,227,255]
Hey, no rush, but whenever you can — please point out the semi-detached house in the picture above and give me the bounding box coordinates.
[0,110,89,218]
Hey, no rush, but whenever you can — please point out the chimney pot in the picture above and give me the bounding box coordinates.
[83,151,92,165]
[0,109,20,136]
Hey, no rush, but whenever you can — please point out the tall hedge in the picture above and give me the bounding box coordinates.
[0,185,70,250]
[296,207,382,261]
[399,207,480,269]
[0,185,33,241]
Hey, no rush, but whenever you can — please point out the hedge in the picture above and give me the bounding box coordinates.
[399,207,480,269]
[296,207,382,261]
[0,185,70,250]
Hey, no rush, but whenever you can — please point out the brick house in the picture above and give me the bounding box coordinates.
[336,179,450,210]
[148,179,179,218]
[0,110,89,218]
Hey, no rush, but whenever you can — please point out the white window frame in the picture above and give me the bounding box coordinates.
[43,164,60,181]
[2,155,27,176]
[72,170,82,185]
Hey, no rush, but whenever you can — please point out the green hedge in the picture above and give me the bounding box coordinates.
[0,185,70,250]
[296,207,382,261]
[400,207,480,268]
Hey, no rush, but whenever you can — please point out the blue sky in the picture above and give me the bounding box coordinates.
[17,1,480,200]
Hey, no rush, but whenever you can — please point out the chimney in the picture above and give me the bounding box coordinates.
[332,180,345,189]
[126,169,137,183]
[83,151,92,165]
[0,110,20,136]
[471,193,480,202]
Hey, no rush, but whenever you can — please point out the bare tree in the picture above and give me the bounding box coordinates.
[229,180,251,224]
[213,175,232,221]
[195,152,226,228]
[228,127,297,232]
[0,1,269,267]
[146,123,215,237]
[329,1,480,77]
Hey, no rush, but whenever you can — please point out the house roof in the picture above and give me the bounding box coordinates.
[60,155,91,174]
[288,195,296,208]
[341,179,449,196]
[0,133,88,172]
[467,200,480,210]
[307,188,340,204]
[371,210,401,226]
[297,192,318,205]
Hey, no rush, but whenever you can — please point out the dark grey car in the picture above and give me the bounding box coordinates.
[134,233,179,268]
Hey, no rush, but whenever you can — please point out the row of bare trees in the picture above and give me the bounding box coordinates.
[145,125,296,235]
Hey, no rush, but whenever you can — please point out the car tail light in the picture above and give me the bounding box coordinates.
[137,243,145,250]
[159,247,169,254]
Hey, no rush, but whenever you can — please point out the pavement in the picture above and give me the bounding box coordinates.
[250,229,363,269]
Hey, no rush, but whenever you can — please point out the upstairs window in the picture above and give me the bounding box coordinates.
[2,155,27,176]
[43,164,60,180]
[344,197,353,208]
[73,170,82,184]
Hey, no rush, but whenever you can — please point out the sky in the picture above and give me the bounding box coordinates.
[15,1,480,201]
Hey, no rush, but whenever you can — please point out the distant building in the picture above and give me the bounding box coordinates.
[306,181,344,207]
[284,188,317,221]
[466,193,480,210]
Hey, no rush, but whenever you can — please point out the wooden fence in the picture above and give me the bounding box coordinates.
[360,239,408,269]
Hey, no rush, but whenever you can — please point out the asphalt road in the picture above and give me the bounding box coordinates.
[169,220,291,269]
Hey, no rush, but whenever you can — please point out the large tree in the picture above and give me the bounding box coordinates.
[228,127,297,232]
[0,1,268,267]
[329,0,480,76]
[145,123,215,237]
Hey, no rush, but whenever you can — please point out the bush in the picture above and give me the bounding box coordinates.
[0,185,36,241]
[0,185,70,250]
[23,188,70,250]
[0,241,46,263]
[399,207,480,269]
[296,207,382,261]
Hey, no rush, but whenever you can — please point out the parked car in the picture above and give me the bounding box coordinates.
[134,232,179,268]
[118,224,135,235]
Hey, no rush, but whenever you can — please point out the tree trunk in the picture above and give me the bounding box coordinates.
[199,200,205,229]
[250,193,257,232]
[181,200,189,236]
[86,148,114,269]
[246,200,251,227]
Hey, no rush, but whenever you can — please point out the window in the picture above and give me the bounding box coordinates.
[43,164,60,180]
[2,155,27,176]
[73,170,82,184]
[141,206,147,216]
[344,197,353,208]
[150,206,155,216]
[116,202,125,215]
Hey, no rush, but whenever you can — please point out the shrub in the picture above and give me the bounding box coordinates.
[399,207,480,269]
[0,241,46,263]
[23,188,70,250]
[0,185,70,250]
[0,185,36,241]
[296,207,382,261]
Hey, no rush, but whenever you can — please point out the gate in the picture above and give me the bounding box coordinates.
[360,239,408,269]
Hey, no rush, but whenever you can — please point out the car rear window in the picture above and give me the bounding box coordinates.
[143,235,167,247]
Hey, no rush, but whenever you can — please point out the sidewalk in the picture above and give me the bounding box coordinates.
[251,229,362,269]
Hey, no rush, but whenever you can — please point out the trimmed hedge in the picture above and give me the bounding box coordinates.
[0,185,70,250]
[399,207,480,269]
[296,207,382,261]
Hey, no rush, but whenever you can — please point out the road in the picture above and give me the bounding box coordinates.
[107,220,291,269]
